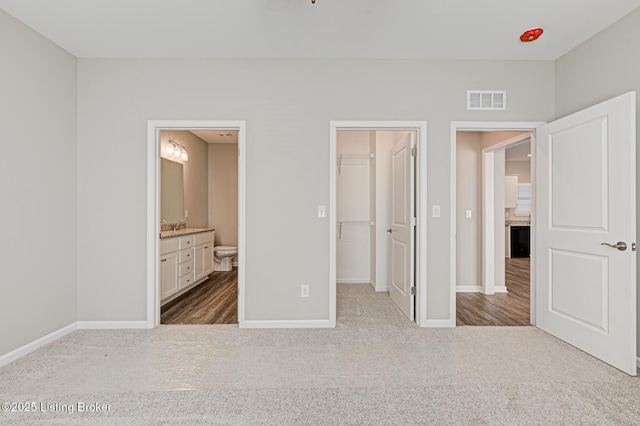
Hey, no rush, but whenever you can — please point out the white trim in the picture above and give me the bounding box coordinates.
[337,279,371,284]
[423,319,456,328]
[330,121,428,327]
[637,357,640,369]
[451,121,544,327]
[482,150,496,295]
[147,120,247,329]
[241,320,333,329]
[493,286,508,293]
[0,323,77,368]
[456,286,483,293]
[76,321,150,329]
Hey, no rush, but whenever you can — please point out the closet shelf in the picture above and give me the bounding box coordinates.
[337,153,374,175]
[337,220,374,240]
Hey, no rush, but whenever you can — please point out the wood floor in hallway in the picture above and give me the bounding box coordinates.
[456,258,530,326]
[161,269,238,325]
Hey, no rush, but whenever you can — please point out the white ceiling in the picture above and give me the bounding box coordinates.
[2,1,639,60]
[190,130,238,144]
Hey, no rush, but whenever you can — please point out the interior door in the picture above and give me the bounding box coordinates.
[389,132,415,320]
[536,92,636,375]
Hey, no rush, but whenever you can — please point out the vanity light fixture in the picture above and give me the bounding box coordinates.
[167,140,189,161]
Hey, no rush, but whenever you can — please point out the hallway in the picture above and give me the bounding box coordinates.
[456,258,530,326]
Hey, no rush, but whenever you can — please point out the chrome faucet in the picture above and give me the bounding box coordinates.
[177,218,186,231]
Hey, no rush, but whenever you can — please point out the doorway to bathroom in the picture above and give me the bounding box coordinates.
[146,120,246,327]
[330,121,428,327]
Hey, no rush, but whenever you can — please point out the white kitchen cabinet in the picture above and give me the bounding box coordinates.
[505,176,518,208]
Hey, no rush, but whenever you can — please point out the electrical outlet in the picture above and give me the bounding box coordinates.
[301,285,309,298]
[432,205,441,218]
[465,209,472,219]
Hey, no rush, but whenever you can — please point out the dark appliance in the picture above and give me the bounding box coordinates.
[510,226,530,258]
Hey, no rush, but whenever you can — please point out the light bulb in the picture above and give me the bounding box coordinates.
[166,143,175,154]
[181,149,188,160]
[173,147,181,158]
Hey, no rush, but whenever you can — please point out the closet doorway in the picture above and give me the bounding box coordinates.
[329,121,428,327]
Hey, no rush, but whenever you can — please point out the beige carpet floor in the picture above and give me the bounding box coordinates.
[1,284,639,425]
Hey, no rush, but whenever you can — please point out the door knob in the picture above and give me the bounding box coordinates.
[601,241,627,251]
[387,228,393,234]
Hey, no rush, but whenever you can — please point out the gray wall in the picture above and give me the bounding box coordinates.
[208,143,239,247]
[0,10,78,356]
[455,132,482,287]
[554,6,640,356]
[75,58,554,323]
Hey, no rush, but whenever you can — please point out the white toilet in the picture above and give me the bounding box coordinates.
[213,246,238,271]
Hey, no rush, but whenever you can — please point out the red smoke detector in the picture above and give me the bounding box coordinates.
[520,28,544,42]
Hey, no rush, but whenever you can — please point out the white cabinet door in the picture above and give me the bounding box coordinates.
[194,242,214,281]
[504,176,518,208]
[160,251,179,300]
[203,243,214,275]
[194,244,206,281]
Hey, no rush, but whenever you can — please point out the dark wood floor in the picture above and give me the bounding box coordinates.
[161,269,238,325]
[456,258,530,326]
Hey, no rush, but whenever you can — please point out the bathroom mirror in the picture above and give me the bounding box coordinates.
[161,158,184,224]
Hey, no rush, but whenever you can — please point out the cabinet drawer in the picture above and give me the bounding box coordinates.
[179,235,195,249]
[179,248,194,263]
[195,231,214,245]
[160,237,179,255]
[179,260,194,277]
[179,272,194,289]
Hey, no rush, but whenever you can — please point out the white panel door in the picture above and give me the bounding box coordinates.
[389,133,415,320]
[536,92,636,375]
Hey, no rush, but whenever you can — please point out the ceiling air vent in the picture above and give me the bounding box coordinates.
[467,90,507,110]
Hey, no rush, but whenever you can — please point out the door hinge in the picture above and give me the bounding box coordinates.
[411,216,417,226]
[411,146,417,157]
[633,243,637,252]
[410,287,416,296]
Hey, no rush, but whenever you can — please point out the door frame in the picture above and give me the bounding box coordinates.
[450,122,544,326]
[146,120,246,327]
[330,121,428,327]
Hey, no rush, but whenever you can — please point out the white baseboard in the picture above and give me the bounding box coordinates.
[240,319,334,329]
[422,319,456,328]
[369,280,389,292]
[456,286,483,293]
[337,279,370,284]
[76,321,151,329]
[494,286,508,293]
[0,323,77,368]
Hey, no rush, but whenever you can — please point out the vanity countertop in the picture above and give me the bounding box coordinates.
[160,228,215,239]
[505,221,530,226]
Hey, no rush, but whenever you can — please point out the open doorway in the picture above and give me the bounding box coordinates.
[330,121,428,327]
[450,122,542,327]
[146,120,246,328]
[158,130,240,325]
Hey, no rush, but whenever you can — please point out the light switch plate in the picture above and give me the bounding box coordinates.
[466,209,472,219]
[432,205,441,218]
[317,205,326,218]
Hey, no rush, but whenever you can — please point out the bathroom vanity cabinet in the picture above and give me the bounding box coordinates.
[160,230,215,304]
